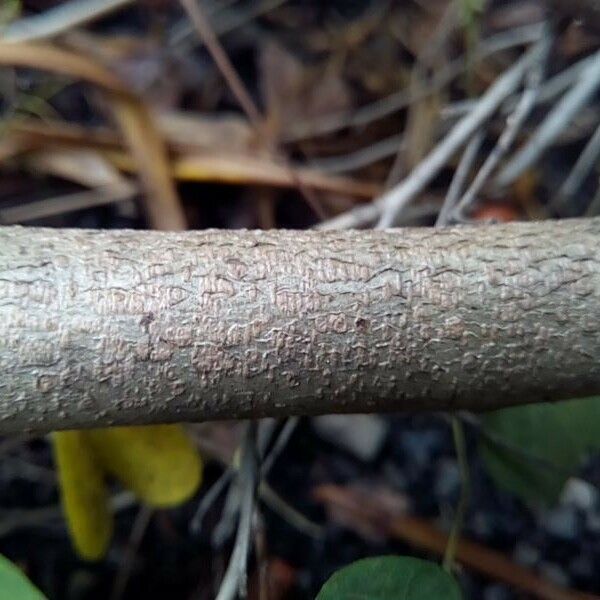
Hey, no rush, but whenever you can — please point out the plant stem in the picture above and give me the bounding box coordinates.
[443,417,471,573]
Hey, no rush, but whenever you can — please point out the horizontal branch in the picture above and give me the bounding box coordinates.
[0,219,599,434]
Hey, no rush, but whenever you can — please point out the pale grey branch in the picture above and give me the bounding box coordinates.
[496,49,600,187]
[0,219,599,434]
[555,122,600,209]
[318,38,547,231]
[375,39,547,228]
[0,0,134,42]
[454,36,550,218]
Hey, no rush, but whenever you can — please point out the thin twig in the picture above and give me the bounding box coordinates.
[496,49,600,188]
[259,482,324,540]
[191,468,235,535]
[317,36,544,230]
[436,131,485,226]
[179,0,263,131]
[111,505,154,600]
[178,0,328,219]
[373,37,548,228]
[213,469,245,549]
[0,186,136,224]
[534,53,599,107]
[442,51,598,121]
[169,0,288,51]
[313,197,442,230]
[306,134,405,174]
[189,420,323,542]
[284,23,545,142]
[554,122,600,210]
[442,418,470,572]
[315,201,380,230]
[257,420,279,458]
[190,418,297,546]
[262,418,299,476]
[0,0,134,42]
[585,179,600,216]
[253,510,269,600]
[384,1,458,189]
[216,422,259,600]
[453,34,551,218]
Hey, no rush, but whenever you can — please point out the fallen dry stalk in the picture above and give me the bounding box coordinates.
[0,41,186,231]
[313,485,599,600]
[0,218,599,434]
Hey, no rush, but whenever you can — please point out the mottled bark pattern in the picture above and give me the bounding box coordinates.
[0,219,599,433]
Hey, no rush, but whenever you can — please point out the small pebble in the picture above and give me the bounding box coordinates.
[538,562,570,588]
[513,542,540,567]
[312,415,388,462]
[586,512,600,534]
[401,430,443,468]
[560,478,598,511]
[434,458,461,498]
[541,506,579,541]
[382,461,408,490]
[483,584,511,600]
[471,511,493,538]
[570,554,593,579]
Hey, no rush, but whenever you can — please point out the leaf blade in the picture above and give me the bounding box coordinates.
[52,431,113,561]
[316,556,462,600]
[481,397,600,506]
[87,425,202,508]
[0,555,46,600]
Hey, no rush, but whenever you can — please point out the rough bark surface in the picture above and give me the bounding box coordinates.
[0,219,599,434]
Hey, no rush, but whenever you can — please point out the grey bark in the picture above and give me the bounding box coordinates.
[0,219,599,434]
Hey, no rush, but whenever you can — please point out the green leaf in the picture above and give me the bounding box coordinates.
[0,554,46,599]
[461,0,485,20]
[316,556,462,600]
[0,0,21,26]
[481,397,600,506]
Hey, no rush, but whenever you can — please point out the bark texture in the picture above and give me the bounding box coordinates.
[0,219,599,434]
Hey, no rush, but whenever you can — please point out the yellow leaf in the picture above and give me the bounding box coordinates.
[52,431,112,561]
[87,425,202,507]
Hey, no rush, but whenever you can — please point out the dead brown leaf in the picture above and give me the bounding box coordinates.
[171,153,380,199]
[0,41,185,230]
[259,40,352,140]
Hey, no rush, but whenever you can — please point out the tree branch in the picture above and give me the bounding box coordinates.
[0,218,599,434]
